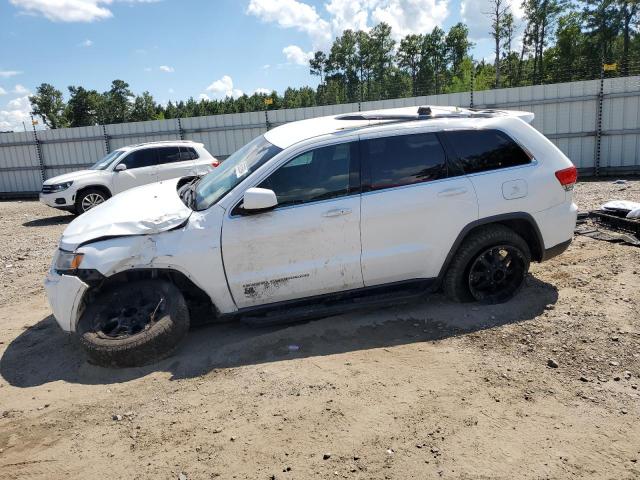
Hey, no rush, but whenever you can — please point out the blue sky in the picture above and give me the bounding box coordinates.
[0,0,517,131]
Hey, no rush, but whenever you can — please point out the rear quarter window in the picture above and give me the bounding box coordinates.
[444,129,531,174]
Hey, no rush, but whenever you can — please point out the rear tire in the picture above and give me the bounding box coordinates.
[75,188,110,215]
[77,280,190,368]
[443,225,531,304]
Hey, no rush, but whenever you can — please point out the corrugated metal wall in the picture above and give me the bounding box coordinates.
[1,76,639,196]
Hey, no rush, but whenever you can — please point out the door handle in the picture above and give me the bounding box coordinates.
[322,207,352,217]
[437,187,467,197]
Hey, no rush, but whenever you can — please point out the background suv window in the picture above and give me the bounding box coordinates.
[120,148,157,169]
[362,132,447,191]
[259,142,355,207]
[179,146,199,160]
[156,147,181,165]
[445,129,532,174]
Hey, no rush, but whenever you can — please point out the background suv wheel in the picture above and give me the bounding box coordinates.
[443,225,531,304]
[75,188,110,214]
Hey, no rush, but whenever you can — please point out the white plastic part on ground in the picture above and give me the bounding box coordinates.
[601,200,640,219]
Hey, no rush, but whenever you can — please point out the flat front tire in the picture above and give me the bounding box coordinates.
[443,225,531,304]
[77,280,190,368]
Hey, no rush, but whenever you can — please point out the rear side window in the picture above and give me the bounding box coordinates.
[121,148,157,169]
[362,132,447,191]
[156,147,181,165]
[179,146,199,160]
[445,130,531,174]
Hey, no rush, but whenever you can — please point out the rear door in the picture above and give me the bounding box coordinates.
[359,130,478,286]
[221,141,363,308]
[156,146,197,181]
[112,148,159,194]
[441,129,538,218]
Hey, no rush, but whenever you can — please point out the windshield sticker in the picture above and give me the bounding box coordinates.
[235,160,249,178]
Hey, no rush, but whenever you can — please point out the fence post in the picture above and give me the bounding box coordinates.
[177,117,185,140]
[470,64,475,109]
[102,124,110,154]
[594,63,605,177]
[264,109,271,131]
[30,115,45,183]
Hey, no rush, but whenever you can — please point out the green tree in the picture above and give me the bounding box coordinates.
[398,34,424,96]
[130,91,158,122]
[29,83,67,129]
[66,86,102,127]
[102,79,134,123]
[446,23,473,76]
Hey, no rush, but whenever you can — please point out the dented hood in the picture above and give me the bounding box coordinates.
[59,179,191,251]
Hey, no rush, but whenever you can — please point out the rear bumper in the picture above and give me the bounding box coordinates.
[44,270,88,332]
[533,201,578,255]
[541,238,572,261]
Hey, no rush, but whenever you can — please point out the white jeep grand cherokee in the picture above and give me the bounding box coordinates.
[44,106,578,367]
[39,140,218,215]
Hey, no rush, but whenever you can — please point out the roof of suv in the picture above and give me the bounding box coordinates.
[264,106,535,150]
[118,140,204,152]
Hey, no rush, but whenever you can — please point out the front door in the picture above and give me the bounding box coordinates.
[221,141,363,308]
[359,131,479,285]
[112,148,159,194]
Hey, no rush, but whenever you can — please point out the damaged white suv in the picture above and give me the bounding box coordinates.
[45,106,578,367]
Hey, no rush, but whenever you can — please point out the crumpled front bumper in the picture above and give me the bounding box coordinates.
[44,270,89,332]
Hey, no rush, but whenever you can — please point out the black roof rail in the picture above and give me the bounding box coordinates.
[335,106,494,123]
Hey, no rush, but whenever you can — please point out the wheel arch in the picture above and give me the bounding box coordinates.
[436,212,544,284]
[82,267,219,326]
[76,184,112,200]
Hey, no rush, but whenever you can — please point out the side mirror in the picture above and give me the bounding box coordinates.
[243,187,277,212]
[115,163,127,172]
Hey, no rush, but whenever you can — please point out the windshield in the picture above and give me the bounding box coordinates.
[90,150,125,170]
[194,135,282,210]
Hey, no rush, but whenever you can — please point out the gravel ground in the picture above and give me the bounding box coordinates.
[0,178,639,479]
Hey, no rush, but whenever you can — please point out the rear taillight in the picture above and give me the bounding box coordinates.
[211,160,220,168]
[555,166,577,190]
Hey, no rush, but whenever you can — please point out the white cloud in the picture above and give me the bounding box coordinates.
[13,84,29,94]
[372,0,449,40]
[282,45,313,66]
[198,93,210,101]
[8,0,159,23]
[79,39,93,47]
[0,95,32,132]
[168,88,174,94]
[247,0,331,49]
[143,66,152,72]
[325,0,371,33]
[0,70,21,78]
[205,75,244,98]
[159,65,174,73]
[253,87,271,95]
[0,87,6,96]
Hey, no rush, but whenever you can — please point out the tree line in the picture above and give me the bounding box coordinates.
[30,0,638,130]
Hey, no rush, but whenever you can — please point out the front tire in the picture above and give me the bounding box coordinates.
[75,188,110,214]
[443,225,531,304]
[77,280,190,368]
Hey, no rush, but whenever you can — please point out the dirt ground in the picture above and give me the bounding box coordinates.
[1,178,639,480]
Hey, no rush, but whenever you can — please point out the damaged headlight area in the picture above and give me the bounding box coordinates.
[45,181,73,193]
[55,250,84,271]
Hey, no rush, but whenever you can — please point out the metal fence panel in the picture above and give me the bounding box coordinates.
[1,77,639,196]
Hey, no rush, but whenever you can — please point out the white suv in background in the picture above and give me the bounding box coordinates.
[44,106,578,367]
[39,140,219,214]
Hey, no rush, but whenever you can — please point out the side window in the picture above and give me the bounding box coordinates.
[120,149,157,169]
[445,130,531,174]
[362,132,447,191]
[258,142,355,208]
[156,147,181,165]
[179,146,199,160]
